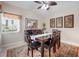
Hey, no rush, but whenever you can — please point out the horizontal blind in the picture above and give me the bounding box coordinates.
[3,12,22,20]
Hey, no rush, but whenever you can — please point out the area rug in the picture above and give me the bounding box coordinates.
[6,43,78,57]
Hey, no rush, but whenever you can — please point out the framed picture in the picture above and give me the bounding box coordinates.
[56,17,63,28]
[25,18,38,29]
[64,15,74,28]
[50,18,55,28]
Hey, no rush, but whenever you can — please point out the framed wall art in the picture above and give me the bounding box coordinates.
[50,18,55,28]
[25,18,38,29]
[56,17,63,28]
[64,15,74,28]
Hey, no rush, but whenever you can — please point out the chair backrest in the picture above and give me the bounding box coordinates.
[24,29,43,35]
[24,29,43,43]
[51,29,61,45]
[52,29,61,39]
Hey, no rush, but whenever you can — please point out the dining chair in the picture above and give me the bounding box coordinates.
[52,29,61,53]
[36,30,61,57]
[45,37,52,57]
[25,35,41,57]
[24,30,43,57]
[40,37,51,57]
[47,29,61,56]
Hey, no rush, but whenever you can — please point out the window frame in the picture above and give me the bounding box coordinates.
[1,12,21,33]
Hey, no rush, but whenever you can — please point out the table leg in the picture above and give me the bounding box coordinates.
[41,42,44,57]
[49,39,51,57]
[31,48,33,57]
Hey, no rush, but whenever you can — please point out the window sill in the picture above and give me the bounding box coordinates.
[1,31,20,34]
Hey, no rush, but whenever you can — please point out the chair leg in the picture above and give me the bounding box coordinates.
[53,43,56,53]
[27,47,29,56]
[49,46,51,57]
[57,39,60,49]
[58,39,60,48]
[31,48,33,57]
[41,42,44,57]
[41,47,44,57]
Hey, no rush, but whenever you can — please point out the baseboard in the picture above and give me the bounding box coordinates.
[2,40,27,49]
[2,40,79,49]
[61,40,79,47]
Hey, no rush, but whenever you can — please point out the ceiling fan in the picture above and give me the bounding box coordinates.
[34,1,57,10]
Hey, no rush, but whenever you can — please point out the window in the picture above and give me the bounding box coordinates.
[1,12,21,32]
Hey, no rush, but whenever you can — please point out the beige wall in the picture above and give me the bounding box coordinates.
[0,2,79,49]
[44,4,79,46]
[0,2,43,48]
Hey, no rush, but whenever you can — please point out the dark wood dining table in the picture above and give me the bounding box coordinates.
[30,33,52,57]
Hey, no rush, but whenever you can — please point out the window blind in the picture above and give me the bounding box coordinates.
[3,12,21,20]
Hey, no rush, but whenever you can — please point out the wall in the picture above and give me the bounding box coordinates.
[44,3,79,46]
[0,2,43,48]
[0,1,79,49]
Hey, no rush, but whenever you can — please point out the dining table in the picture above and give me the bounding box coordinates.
[30,33,52,57]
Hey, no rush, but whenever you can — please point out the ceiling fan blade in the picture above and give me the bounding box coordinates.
[37,6,42,9]
[34,1,42,4]
[48,1,57,6]
[47,7,50,10]
[42,1,46,4]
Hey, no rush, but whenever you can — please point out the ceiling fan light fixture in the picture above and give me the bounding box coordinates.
[34,1,57,10]
[41,4,49,10]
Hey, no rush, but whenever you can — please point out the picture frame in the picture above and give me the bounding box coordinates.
[25,18,38,29]
[50,18,55,28]
[64,15,74,28]
[56,17,63,28]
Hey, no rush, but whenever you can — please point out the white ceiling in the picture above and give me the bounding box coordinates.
[2,1,79,19]
[3,1,79,10]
